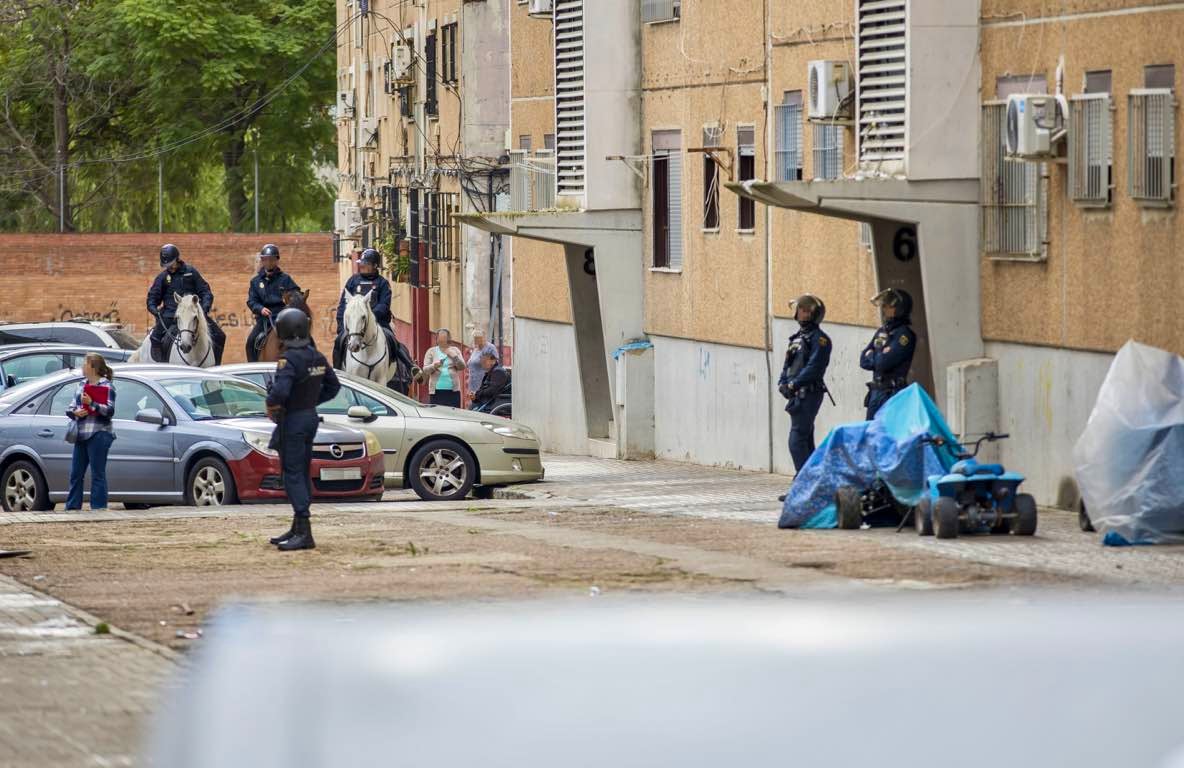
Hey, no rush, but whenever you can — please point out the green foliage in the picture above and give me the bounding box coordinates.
[0,0,335,232]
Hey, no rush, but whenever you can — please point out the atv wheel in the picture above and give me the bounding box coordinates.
[1010,493,1038,536]
[934,497,960,539]
[914,496,934,536]
[835,486,862,530]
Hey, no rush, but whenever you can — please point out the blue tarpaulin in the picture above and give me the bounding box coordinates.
[778,384,961,529]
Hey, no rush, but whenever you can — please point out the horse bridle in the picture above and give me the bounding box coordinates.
[173,315,212,367]
[345,310,388,379]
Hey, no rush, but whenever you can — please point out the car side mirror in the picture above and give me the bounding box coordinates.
[347,405,376,422]
[135,408,165,426]
[4,375,14,388]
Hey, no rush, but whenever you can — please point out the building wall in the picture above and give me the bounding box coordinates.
[0,233,339,362]
[981,4,1184,356]
[512,316,588,453]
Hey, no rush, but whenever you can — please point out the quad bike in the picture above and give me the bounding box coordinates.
[912,432,1037,539]
[834,478,910,530]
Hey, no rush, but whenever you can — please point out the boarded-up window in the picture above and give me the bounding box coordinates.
[652,129,683,269]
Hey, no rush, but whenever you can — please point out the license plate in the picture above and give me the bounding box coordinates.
[320,467,361,481]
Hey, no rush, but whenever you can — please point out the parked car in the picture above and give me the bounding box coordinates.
[0,344,135,393]
[214,363,544,501]
[0,367,385,512]
[0,320,141,351]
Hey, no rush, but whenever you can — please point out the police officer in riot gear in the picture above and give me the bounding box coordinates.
[146,244,227,365]
[334,247,417,382]
[779,294,833,474]
[266,308,340,552]
[860,287,917,420]
[245,243,302,362]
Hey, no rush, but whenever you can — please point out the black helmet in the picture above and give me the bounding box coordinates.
[160,243,181,267]
[275,307,311,348]
[790,294,826,324]
[871,288,913,322]
[260,243,280,259]
[356,248,382,269]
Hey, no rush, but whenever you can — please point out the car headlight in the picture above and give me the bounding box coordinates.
[363,430,382,457]
[242,430,278,457]
[481,422,536,441]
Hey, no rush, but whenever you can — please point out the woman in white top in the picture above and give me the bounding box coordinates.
[421,328,465,407]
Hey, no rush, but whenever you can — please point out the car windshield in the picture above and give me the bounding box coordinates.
[158,378,269,420]
[107,329,142,350]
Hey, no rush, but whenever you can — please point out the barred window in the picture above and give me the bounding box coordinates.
[1128,89,1176,206]
[1068,94,1112,207]
[812,123,843,180]
[775,91,803,182]
[981,102,1048,260]
[641,0,680,23]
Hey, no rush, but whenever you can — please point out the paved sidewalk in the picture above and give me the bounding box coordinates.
[0,573,176,768]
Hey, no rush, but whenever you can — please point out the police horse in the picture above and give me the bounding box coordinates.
[340,291,395,385]
[256,289,313,363]
[130,293,216,368]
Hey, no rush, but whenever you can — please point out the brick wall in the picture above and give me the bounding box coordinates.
[0,233,340,363]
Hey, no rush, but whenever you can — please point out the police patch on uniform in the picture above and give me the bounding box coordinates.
[165,275,172,284]
[819,337,829,347]
[899,335,909,346]
[259,282,265,289]
[277,359,288,369]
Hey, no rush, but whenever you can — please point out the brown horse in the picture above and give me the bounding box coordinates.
[257,289,313,362]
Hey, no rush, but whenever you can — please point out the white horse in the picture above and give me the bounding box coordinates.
[341,291,394,385]
[129,293,215,368]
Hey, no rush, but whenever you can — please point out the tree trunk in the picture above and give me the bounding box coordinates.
[52,28,73,231]
[223,132,248,231]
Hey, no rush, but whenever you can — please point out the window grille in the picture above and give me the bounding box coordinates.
[981,102,1047,261]
[1068,94,1113,207]
[1128,89,1176,206]
[775,95,803,182]
[813,123,843,180]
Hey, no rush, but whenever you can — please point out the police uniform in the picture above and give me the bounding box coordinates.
[333,271,415,377]
[860,311,916,421]
[245,268,301,362]
[779,321,832,472]
[146,260,227,365]
[266,310,340,551]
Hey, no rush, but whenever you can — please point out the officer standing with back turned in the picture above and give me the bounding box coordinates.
[779,294,832,474]
[860,288,916,420]
[266,308,340,551]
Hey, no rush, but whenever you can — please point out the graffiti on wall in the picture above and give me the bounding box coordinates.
[54,302,122,324]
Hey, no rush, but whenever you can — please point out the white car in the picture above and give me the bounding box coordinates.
[214,364,544,501]
[0,321,141,351]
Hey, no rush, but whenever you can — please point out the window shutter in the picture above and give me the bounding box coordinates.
[667,151,683,269]
[555,0,586,198]
[857,0,907,168]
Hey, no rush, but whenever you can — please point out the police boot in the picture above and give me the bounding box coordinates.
[269,514,299,545]
[277,516,315,551]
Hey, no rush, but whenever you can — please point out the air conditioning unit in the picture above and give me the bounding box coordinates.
[808,60,852,120]
[391,42,413,83]
[359,116,379,146]
[334,200,362,235]
[1005,94,1069,160]
[528,0,553,17]
[336,90,355,121]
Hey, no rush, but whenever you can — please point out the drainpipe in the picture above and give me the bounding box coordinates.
[762,0,775,474]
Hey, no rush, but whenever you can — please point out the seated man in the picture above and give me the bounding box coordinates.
[470,349,509,413]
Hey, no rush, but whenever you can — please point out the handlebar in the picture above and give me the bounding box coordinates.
[921,431,1009,458]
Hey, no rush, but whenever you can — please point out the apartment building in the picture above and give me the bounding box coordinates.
[462,0,1183,510]
[333,0,512,369]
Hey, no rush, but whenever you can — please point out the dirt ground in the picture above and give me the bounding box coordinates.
[0,505,1085,651]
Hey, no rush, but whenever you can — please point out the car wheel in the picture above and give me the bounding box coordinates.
[835,486,862,530]
[914,496,934,536]
[408,439,476,502]
[1,461,51,512]
[185,457,237,507]
[1010,493,1038,536]
[934,497,960,539]
[490,403,512,419]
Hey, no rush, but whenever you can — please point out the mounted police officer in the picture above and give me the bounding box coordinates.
[245,243,302,362]
[266,308,340,552]
[779,294,833,474]
[860,287,916,420]
[146,244,226,365]
[334,247,416,381]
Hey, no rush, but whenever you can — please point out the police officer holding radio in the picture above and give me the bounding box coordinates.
[146,244,227,365]
[245,243,302,362]
[266,308,340,552]
[779,294,832,474]
[860,287,917,420]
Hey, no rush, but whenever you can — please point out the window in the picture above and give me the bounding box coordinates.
[775,91,803,181]
[1129,65,1176,207]
[813,123,843,180]
[47,383,78,417]
[651,129,683,270]
[441,22,458,84]
[3,354,68,386]
[544,133,555,150]
[1069,71,1113,207]
[641,0,680,23]
[238,373,271,389]
[982,101,1048,260]
[519,135,532,151]
[353,389,393,416]
[317,387,356,416]
[425,30,438,117]
[54,328,104,345]
[157,378,263,420]
[113,380,168,422]
[737,126,756,231]
[702,126,721,231]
